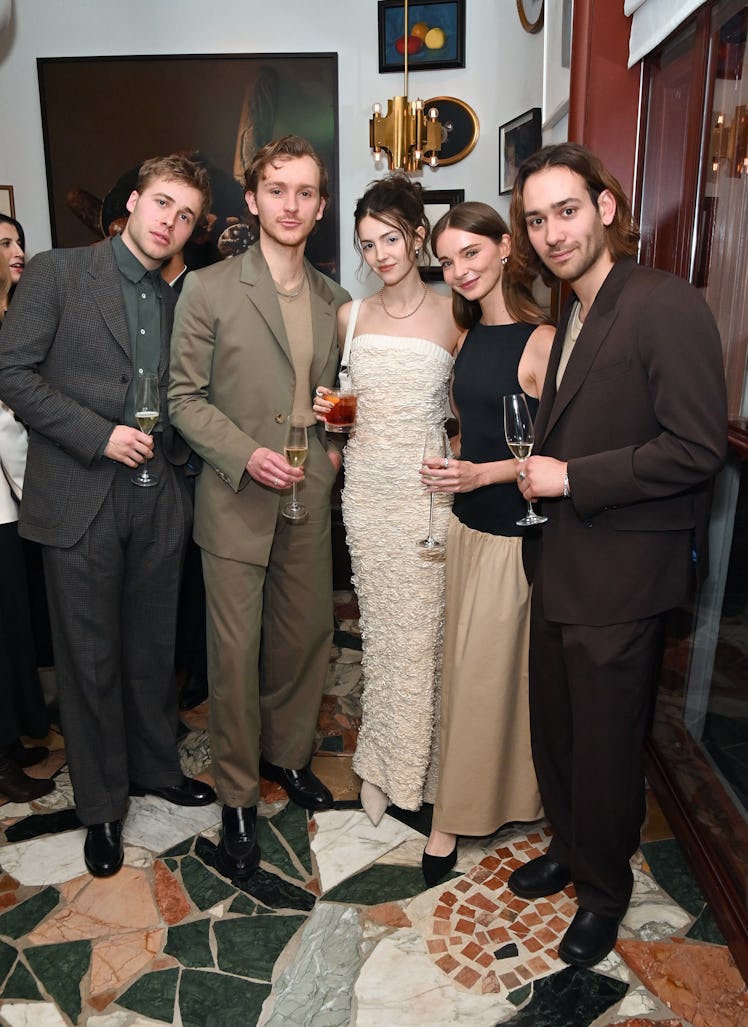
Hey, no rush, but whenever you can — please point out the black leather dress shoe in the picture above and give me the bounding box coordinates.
[0,749,54,803]
[508,854,571,898]
[5,741,50,768]
[558,909,619,967]
[422,843,458,888]
[129,776,217,806]
[216,805,260,881]
[178,673,209,710]
[84,820,124,877]
[259,758,333,811]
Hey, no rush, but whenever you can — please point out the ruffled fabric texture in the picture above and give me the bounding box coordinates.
[343,335,453,810]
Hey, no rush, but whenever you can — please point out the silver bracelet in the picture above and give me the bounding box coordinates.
[562,471,571,498]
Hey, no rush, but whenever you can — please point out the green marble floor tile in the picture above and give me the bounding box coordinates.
[164,857,179,872]
[230,893,260,916]
[505,966,627,1026]
[160,837,194,858]
[165,918,213,968]
[508,983,532,1007]
[256,816,306,882]
[324,863,447,904]
[233,867,316,911]
[118,966,179,1023]
[641,838,705,916]
[213,914,306,980]
[2,959,42,1000]
[0,939,16,987]
[25,939,91,1024]
[687,904,727,945]
[0,887,60,941]
[271,802,313,875]
[180,854,235,911]
[179,969,270,1027]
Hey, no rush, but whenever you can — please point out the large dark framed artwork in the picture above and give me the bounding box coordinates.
[36,54,340,279]
[378,0,466,73]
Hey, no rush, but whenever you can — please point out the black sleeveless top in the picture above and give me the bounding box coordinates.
[452,322,538,537]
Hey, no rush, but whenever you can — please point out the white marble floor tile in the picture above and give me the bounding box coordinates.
[311,810,421,892]
[353,928,517,1026]
[0,1003,69,1026]
[123,796,221,853]
[1,829,87,885]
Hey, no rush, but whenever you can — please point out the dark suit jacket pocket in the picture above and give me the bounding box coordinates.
[587,357,632,384]
[605,493,695,532]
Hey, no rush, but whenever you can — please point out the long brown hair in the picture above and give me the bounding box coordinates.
[0,250,11,322]
[510,142,640,287]
[431,201,550,331]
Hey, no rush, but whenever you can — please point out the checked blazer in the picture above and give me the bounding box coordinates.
[0,239,186,548]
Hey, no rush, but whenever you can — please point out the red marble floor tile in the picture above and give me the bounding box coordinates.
[510,922,530,940]
[496,847,513,860]
[608,1021,682,1027]
[455,965,481,989]
[436,954,460,975]
[454,879,472,894]
[482,971,501,993]
[488,926,511,944]
[500,971,521,990]
[440,891,458,907]
[460,941,481,961]
[524,936,543,954]
[536,926,556,945]
[474,931,490,948]
[305,879,322,897]
[455,918,475,934]
[536,900,556,917]
[367,903,411,928]
[89,990,117,1013]
[476,951,494,969]
[153,860,190,926]
[427,938,447,954]
[507,897,528,914]
[515,964,532,980]
[456,903,473,917]
[433,921,450,936]
[0,872,19,893]
[485,876,503,891]
[0,893,17,911]
[617,938,748,1027]
[548,914,568,933]
[527,955,550,975]
[480,855,500,871]
[522,910,542,927]
[434,904,452,921]
[469,893,498,914]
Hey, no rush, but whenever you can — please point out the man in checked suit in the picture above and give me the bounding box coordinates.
[506,143,727,966]
[0,155,217,877]
[169,136,349,880]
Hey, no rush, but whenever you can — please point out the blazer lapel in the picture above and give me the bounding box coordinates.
[239,245,292,365]
[539,259,635,446]
[88,241,131,359]
[308,262,337,385]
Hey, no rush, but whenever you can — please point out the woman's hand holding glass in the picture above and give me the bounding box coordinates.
[420,455,484,494]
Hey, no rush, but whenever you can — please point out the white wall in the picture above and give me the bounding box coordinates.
[0,0,544,297]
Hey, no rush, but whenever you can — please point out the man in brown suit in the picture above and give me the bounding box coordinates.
[0,156,217,877]
[506,143,727,966]
[169,136,349,880]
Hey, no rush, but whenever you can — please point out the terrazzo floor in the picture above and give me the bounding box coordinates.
[1,591,746,1026]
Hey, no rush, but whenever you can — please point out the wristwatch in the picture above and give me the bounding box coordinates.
[562,471,571,498]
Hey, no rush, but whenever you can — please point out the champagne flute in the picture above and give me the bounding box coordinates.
[417,424,448,559]
[282,414,309,522]
[132,372,159,488]
[503,393,547,526]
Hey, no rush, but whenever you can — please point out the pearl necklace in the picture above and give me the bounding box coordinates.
[379,283,428,319]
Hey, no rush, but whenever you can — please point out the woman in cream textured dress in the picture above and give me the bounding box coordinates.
[419,203,554,885]
[315,175,459,824]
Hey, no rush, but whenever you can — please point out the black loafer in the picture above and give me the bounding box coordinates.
[6,741,50,768]
[259,758,333,811]
[508,854,571,898]
[558,909,619,967]
[130,776,217,806]
[216,805,261,881]
[84,820,124,877]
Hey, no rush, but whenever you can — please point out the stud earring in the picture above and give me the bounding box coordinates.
[501,256,508,265]
[415,247,421,257]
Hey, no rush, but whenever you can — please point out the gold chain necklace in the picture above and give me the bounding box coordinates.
[379,283,428,319]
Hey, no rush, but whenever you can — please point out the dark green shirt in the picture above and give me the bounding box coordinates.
[112,234,163,430]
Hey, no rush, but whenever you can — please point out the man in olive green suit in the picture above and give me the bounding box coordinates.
[169,136,349,880]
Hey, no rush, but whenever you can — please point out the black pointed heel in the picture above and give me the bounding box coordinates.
[422,843,458,887]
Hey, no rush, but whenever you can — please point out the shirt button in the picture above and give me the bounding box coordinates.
[274,413,285,424]
[141,292,147,299]
[140,329,146,335]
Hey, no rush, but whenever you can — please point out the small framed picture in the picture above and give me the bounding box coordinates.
[0,185,15,218]
[499,108,542,195]
[378,0,466,73]
[421,188,465,281]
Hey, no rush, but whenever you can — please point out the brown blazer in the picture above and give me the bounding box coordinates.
[0,240,184,548]
[168,243,350,566]
[533,257,727,625]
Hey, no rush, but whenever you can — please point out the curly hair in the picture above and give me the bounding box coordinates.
[353,173,431,273]
[509,142,640,287]
[431,201,551,331]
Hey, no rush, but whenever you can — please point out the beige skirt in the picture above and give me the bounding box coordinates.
[432,515,543,836]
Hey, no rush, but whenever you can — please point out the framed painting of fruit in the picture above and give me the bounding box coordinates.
[378,0,466,73]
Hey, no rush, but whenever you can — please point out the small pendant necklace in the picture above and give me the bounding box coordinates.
[380,283,428,319]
